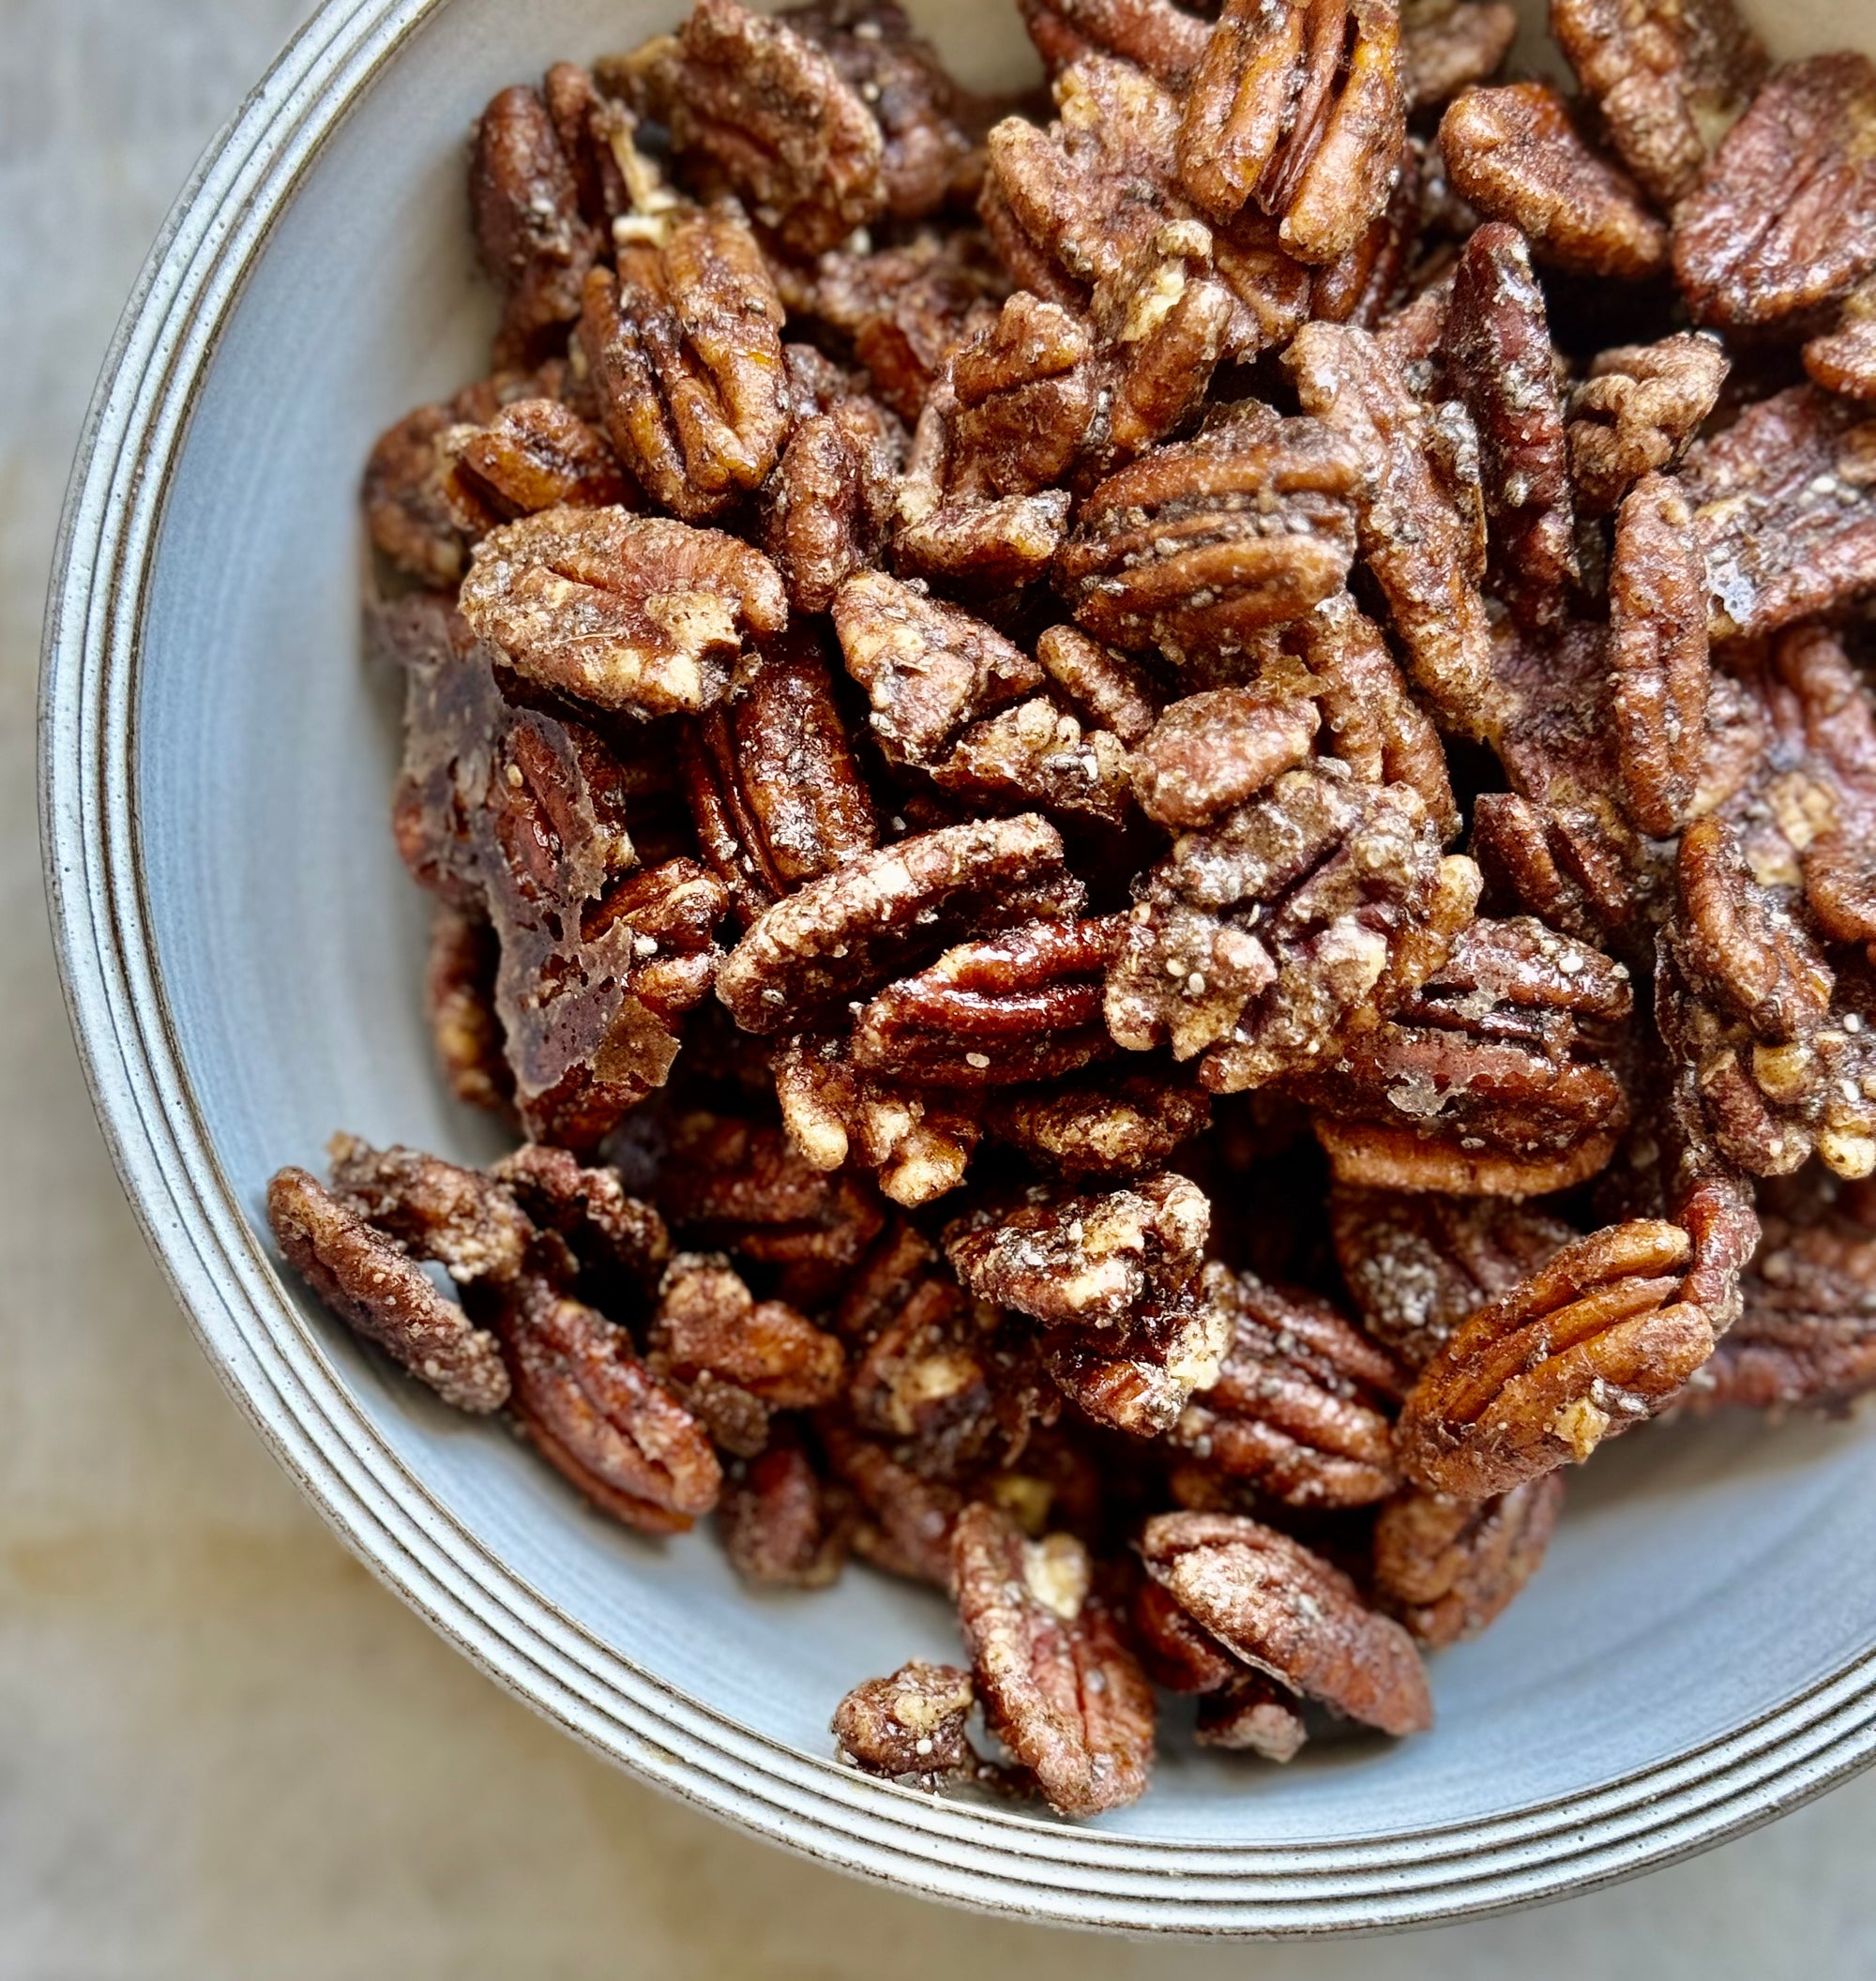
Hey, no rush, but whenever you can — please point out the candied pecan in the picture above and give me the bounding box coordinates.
[266,1167,511,1413]
[833,1660,979,1783]
[1106,762,1475,1092]
[1309,136,1422,329]
[946,1170,1209,1328]
[1172,1271,1408,1508]
[1566,333,1729,518]
[986,1070,1212,1176]
[1551,0,1766,209]
[1675,54,1876,328]
[1286,321,1498,740]
[932,692,1136,825]
[1332,1186,1577,1369]
[490,1142,672,1298]
[1395,1218,1715,1495]
[764,388,903,614]
[821,1422,963,1583]
[1198,1673,1311,1758]
[1371,1474,1564,1648]
[1140,1511,1431,1734]
[658,1112,887,1308]
[853,917,1120,1088]
[717,813,1079,1034]
[579,204,789,524]
[1129,687,1321,831]
[951,1503,1156,1814]
[1017,0,1212,87]
[1804,277,1876,401]
[1609,473,1708,838]
[1177,0,1406,265]
[1442,222,1578,631]
[1301,915,1634,1197]
[1036,626,1162,748]
[542,61,645,234]
[499,1275,723,1533]
[458,504,786,718]
[1400,0,1517,110]
[442,397,632,539]
[425,905,511,1114]
[1132,1573,1243,1692]
[471,83,600,367]
[719,1435,853,1586]
[1682,386,1876,642]
[623,0,885,256]
[1039,1265,1234,1434]
[1437,84,1668,282]
[682,630,877,928]
[1055,407,1361,666]
[324,1135,534,1286]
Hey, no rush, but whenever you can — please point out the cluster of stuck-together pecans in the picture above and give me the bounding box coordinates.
[272,0,1876,1815]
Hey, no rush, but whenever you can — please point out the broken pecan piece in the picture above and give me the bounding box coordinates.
[951,1502,1156,1815]
[1804,277,1876,401]
[719,1435,853,1587]
[1129,687,1321,831]
[986,1070,1212,1177]
[833,1660,980,1783]
[1371,1474,1565,1648]
[1039,1263,1234,1435]
[424,905,511,1115]
[1140,1511,1432,1735]
[1395,1219,1715,1496]
[1566,333,1729,519]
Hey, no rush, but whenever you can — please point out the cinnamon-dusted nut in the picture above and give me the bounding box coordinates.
[459,504,786,718]
[1372,1474,1565,1647]
[1139,1510,1432,1735]
[1395,1219,1715,1496]
[266,1168,512,1414]
[951,1502,1156,1814]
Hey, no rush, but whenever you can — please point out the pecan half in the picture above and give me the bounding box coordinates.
[1139,1510,1432,1735]
[821,1422,963,1583]
[764,375,904,613]
[1566,333,1729,518]
[1017,0,1213,88]
[442,397,632,540]
[1371,1474,1565,1647]
[833,1660,979,1783]
[1438,83,1668,281]
[951,1502,1156,1814]
[1129,687,1321,831]
[1395,1219,1715,1496]
[719,1435,853,1587]
[1039,1263,1234,1433]
[986,1071,1213,1176]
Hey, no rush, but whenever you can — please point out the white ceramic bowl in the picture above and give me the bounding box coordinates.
[40,0,1876,1935]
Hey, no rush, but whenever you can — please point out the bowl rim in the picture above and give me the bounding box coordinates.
[37,0,1876,1935]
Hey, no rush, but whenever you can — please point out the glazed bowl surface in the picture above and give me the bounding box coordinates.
[40,0,1876,1934]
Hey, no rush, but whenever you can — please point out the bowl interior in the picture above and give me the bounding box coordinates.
[129,0,1876,1853]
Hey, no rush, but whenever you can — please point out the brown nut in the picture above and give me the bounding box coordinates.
[1371,1474,1565,1647]
[719,1435,853,1588]
[1567,333,1729,518]
[833,1660,979,1782]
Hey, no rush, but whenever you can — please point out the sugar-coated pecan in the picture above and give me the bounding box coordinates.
[1132,1573,1243,1691]
[658,1111,887,1308]
[1309,135,1422,329]
[1551,0,1766,209]
[833,1660,980,1783]
[500,1275,724,1532]
[764,385,903,613]
[1172,1271,1408,1508]
[951,1502,1156,1814]
[1177,0,1407,265]
[987,1070,1213,1176]
[425,904,511,1114]
[579,204,789,524]
[324,1135,534,1287]
[1675,54,1876,328]
[459,504,786,718]
[1107,762,1475,1092]
[266,1167,512,1413]
[1609,474,1708,839]
[853,917,1121,1089]
[946,1171,1209,1329]
[490,1142,673,1304]
[1401,0,1517,110]
[1567,333,1729,518]
[542,60,649,235]
[623,0,885,256]
[1197,1673,1311,1757]
[471,83,600,368]
[1036,625,1162,748]
[784,0,990,222]
[1017,0,1212,88]
[1133,1577,1309,1756]
[1129,687,1321,831]
[1442,222,1578,632]
[1438,84,1668,282]
[1681,386,1876,643]
[1804,277,1876,401]
[681,629,877,928]
[1333,1186,1577,1369]
[821,1422,963,1582]
[1286,322,1499,740]
[1395,1218,1715,1496]
[1039,1263,1234,1433]
[1371,1474,1565,1647]
[932,692,1136,825]
[1056,406,1361,666]
[719,1435,853,1586]
[717,813,1079,1033]
[1140,1511,1432,1734]
[442,398,632,540]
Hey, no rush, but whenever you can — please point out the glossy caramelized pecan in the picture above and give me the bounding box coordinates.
[833,1660,980,1783]
[1371,1474,1565,1647]
[951,1502,1156,1814]
[1016,0,1213,88]
[1395,1219,1715,1496]
[1172,1271,1409,1508]
[1804,276,1876,401]
[442,397,633,542]
[1128,687,1321,832]
[1437,83,1668,282]
[1176,0,1407,265]
[1140,1511,1432,1735]
[985,1071,1213,1176]
[764,370,904,613]
[1566,334,1729,518]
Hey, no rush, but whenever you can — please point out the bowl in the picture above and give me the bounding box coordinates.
[40,0,1876,1935]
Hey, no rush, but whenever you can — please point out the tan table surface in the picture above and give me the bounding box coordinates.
[6,2,1876,1973]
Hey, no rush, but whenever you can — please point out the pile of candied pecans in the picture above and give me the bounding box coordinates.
[269,0,1876,1815]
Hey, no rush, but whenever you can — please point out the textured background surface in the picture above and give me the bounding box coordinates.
[7,1,1876,1973]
